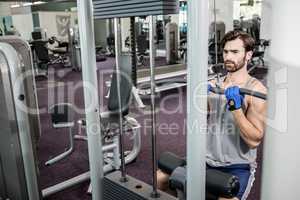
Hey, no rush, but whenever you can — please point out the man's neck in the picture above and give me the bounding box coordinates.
[226,65,250,86]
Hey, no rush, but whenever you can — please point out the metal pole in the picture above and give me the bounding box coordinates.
[77,0,103,199]
[213,0,218,64]
[187,0,208,199]
[130,17,137,87]
[260,0,300,199]
[114,17,127,182]
[149,15,160,198]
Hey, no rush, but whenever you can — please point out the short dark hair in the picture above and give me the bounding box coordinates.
[221,30,255,52]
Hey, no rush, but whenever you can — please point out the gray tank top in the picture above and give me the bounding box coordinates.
[206,77,258,168]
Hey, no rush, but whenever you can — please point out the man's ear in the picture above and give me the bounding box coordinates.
[246,51,253,62]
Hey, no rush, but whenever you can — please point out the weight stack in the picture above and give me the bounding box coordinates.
[93,0,179,19]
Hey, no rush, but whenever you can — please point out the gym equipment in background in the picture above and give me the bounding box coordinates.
[85,0,180,199]
[69,26,82,71]
[0,42,41,200]
[208,21,226,65]
[42,53,142,198]
[0,37,141,199]
[166,22,179,64]
[45,103,75,166]
[0,36,41,150]
[47,36,71,67]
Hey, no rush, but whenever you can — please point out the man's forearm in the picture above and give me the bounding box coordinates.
[232,109,263,148]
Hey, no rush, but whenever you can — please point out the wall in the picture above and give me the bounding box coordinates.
[12,14,34,40]
[11,6,32,15]
[260,0,272,39]
[38,11,77,41]
[0,2,11,16]
[209,0,234,32]
[233,0,241,20]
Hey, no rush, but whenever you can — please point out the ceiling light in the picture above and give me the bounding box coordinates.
[23,2,33,6]
[11,4,20,8]
[33,1,46,5]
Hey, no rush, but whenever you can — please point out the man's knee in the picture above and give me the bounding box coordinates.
[157,169,170,190]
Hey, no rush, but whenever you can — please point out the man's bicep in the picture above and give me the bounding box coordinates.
[246,98,267,134]
[246,80,267,132]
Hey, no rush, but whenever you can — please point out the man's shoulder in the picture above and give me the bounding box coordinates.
[249,77,267,94]
[246,77,267,108]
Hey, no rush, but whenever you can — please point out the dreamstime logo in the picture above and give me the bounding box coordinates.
[13,67,100,116]
[12,58,288,135]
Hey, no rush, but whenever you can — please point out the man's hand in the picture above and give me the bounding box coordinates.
[225,86,244,111]
[208,83,212,93]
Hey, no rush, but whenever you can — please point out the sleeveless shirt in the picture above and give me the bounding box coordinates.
[206,77,258,168]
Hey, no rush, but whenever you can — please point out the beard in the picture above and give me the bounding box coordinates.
[224,57,247,73]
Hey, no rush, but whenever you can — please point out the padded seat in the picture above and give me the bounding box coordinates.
[158,151,240,200]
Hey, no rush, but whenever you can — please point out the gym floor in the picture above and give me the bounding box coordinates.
[36,58,267,200]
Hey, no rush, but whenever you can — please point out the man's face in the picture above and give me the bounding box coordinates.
[223,38,252,73]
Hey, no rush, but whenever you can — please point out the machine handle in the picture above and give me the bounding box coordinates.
[210,87,267,100]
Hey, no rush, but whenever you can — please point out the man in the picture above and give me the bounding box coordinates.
[157,30,267,200]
